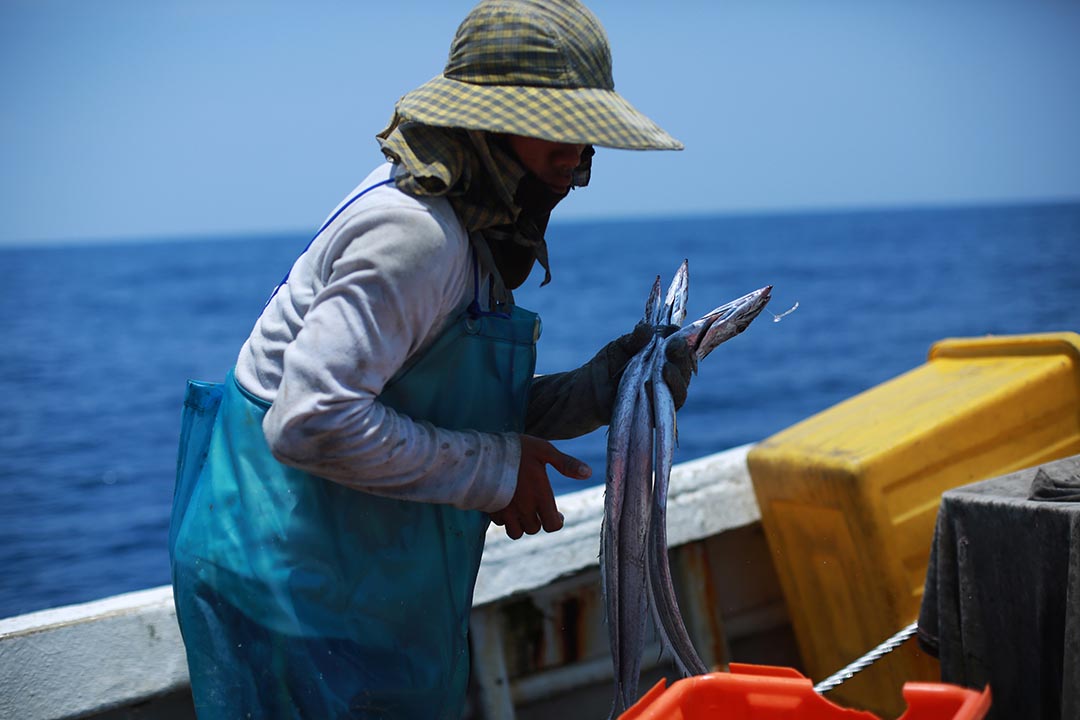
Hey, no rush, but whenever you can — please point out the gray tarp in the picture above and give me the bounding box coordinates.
[918,454,1080,720]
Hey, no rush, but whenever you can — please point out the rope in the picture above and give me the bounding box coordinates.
[813,622,920,694]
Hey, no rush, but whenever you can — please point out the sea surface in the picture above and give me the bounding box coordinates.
[1,201,1077,618]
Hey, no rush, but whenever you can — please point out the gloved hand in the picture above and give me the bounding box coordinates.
[524,322,696,440]
[657,330,696,410]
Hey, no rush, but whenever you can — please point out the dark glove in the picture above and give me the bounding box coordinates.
[525,322,695,440]
[658,330,696,411]
[525,322,651,440]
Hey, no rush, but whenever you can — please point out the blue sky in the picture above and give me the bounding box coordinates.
[2,0,1078,244]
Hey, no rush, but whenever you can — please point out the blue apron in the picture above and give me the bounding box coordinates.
[170,234,539,717]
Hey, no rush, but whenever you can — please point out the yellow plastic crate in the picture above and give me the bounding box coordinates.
[746,332,1080,717]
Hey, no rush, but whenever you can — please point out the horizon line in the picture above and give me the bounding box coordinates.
[2,193,1077,250]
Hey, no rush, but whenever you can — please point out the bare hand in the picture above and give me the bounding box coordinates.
[489,435,591,540]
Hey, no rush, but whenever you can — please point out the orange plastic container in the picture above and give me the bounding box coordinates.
[620,664,991,720]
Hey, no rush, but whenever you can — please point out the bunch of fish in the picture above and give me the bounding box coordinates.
[602,260,773,716]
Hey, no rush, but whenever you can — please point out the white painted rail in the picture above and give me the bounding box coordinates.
[0,586,189,720]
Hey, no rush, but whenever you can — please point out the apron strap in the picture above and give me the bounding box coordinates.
[467,253,512,320]
[263,177,396,309]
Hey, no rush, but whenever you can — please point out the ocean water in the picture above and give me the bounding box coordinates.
[1,201,1077,618]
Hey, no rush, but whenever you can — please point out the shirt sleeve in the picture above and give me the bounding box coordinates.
[260,197,520,513]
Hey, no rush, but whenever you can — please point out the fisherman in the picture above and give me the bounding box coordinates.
[169,0,693,716]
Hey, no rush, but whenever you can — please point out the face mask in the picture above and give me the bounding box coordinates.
[572,145,595,188]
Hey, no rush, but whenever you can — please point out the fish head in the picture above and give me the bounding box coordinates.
[693,285,772,359]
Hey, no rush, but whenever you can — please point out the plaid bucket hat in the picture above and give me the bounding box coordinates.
[391,0,683,151]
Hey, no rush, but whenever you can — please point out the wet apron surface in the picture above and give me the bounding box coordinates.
[170,252,539,718]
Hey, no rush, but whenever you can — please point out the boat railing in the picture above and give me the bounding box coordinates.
[0,442,796,720]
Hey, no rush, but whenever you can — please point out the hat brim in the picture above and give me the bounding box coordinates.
[395,75,683,151]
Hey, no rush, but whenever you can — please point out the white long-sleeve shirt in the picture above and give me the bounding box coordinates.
[235,163,520,513]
